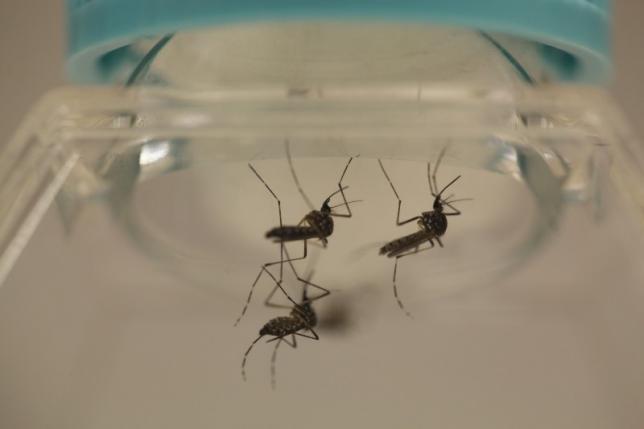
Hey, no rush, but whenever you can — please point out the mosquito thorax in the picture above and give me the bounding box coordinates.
[297,303,317,327]
[306,209,334,237]
[421,210,448,236]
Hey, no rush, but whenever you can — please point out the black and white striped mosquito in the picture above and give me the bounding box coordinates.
[234,142,358,326]
[241,263,325,388]
[378,148,468,317]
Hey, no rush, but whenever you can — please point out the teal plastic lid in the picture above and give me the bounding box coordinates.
[66,0,611,84]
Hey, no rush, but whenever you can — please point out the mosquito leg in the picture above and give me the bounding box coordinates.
[261,242,308,306]
[284,247,330,303]
[378,159,421,226]
[241,335,264,382]
[270,338,283,390]
[270,335,297,390]
[284,335,297,348]
[443,200,462,216]
[234,266,268,326]
[339,155,356,184]
[285,139,315,211]
[265,328,318,344]
[392,241,435,319]
[263,282,295,309]
[295,328,320,340]
[331,156,356,218]
[261,267,299,307]
[259,241,310,312]
[329,199,363,218]
[264,240,308,268]
[392,256,413,319]
[234,264,298,326]
[249,162,286,281]
[236,239,307,324]
[295,273,330,303]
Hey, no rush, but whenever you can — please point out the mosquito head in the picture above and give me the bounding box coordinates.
[321,198,332,214]
[320,185,349,214]
[433,197,444,212]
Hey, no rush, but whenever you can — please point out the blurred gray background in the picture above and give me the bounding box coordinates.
[0,1,643,144]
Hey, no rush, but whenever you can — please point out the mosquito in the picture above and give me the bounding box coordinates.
[378,147,468,317]
[241,260,325,388]
[234,141,358,326]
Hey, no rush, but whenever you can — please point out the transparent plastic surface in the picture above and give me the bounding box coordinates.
[126,23,547,87]
[1,23,644,429]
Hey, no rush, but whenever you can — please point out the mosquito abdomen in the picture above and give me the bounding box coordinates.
[260,316,306,337]
[265,226,320,242]
[379,230,433,257]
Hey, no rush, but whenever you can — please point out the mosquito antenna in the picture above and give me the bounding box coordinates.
[443,201,461,214]
[437,175,461,198]
[323,185,350,202]
[431,146,448,195]
[241,335,264,381]
[443,197,473,204]
[329,199,363,209]
[427,162,435,195]
[285,140,315,211]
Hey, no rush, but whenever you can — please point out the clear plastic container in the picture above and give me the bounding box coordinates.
[1,23,644,428]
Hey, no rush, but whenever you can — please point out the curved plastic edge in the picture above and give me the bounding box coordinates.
[66,0,611,84]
